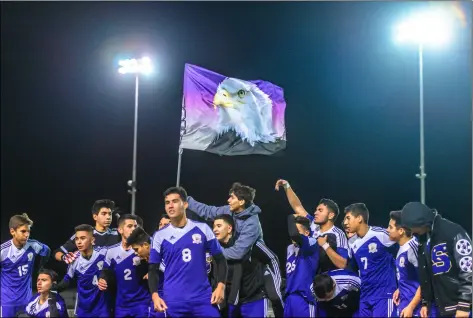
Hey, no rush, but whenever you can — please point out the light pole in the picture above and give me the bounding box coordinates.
[118,57,153,215]
[394,9,453,204]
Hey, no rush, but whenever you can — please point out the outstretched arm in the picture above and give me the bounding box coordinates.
[275,180,309,217]
[222,217,260,260]
[187,196,231,220]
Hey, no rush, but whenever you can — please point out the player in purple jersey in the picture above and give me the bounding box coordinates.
[55,224,110,318]
[343,203,398,317]
[284,215,319,318]
[97,214,150,318]
[313,269,360,317]
[1,213,51,318]
[388,211,422,317]
[275,179,349,272]
[126,226,166,318]
[25,268,68,317]
[148,187,228,317]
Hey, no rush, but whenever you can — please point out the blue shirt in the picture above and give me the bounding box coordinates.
[0,239,50,306]
[396,237,421,315]
[149,219,223,303]
[348,226,397,300]
[24,292,68,317]
[319,269,360,311]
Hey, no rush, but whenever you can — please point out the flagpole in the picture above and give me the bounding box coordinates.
[176,147,183,187]
[176,94,185,187]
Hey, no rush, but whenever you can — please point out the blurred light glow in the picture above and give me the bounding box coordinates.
[118,57,153,75]
[394,9,454,46]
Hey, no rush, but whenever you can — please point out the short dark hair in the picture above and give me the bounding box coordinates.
[161,214,170,220]
[38,268,58,283]
[9,213,33,230]
[92,199,115,215]
[126,227,150,247]
[295,216,311,232]
[163,187,188,202]
[319,198,340,221]
[214,214,235,233]
[118,214,138,227]
[389,210,412,237]
[344,203,369,223]
[229,182,256,208]
[313,274,334,299]
[75,224,94,234]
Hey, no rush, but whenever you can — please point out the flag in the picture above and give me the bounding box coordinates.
[180,64,287,156]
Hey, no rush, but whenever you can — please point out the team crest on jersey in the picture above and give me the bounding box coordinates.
[368,243,377,253]
[399,256,405,267]
[97,261,104,270]
[133,256,141,266]
[456,239,472,256]
[192,234,202,244]
[27,252,34,261]
[459,256,472,273]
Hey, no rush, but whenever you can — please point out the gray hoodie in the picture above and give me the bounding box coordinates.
[187,196,263,261]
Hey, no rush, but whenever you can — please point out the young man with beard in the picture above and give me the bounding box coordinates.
[212,214,268,318]
[97,214,150,318]
[401,202,472,318]
[24,268,68,317]
[186,182,284,317]
[275,179,348,273]
[343,203,397,317]
[55,224,110,317]
[148,187,227,317]
[54,200,120,265]
[1,214,51,318]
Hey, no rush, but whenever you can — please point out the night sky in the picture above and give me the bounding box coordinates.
[1,1,471,273]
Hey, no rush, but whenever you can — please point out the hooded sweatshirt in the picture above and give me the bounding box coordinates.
[187,196,263,260]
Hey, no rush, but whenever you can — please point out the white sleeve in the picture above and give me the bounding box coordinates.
[407,247,418,267]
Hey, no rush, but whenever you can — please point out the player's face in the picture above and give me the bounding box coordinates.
[213,219,232,242]
[343,212,360,234]
[93,208,112,228]
[164,193,188,218]
[75,231,94,252]
[36,274,53,294]
[314,204,332,225]
[119,219,138,240]
[158,217,170,229]
[227,192,245,213]
[387,219,402,242]
[10,225,31,245]
[132,242,150,261]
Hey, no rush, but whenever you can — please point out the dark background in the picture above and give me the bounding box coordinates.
[1,1,471,275]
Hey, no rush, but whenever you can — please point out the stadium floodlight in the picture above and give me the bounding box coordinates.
[118,56,153,215]
[394,8,454,204]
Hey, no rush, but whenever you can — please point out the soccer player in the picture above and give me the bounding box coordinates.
[284,215,319,318]
[343,203,397,317]
[148,186,227,317]
[187,182,284,317]
[387,210,421,317]
[24,268,68,317]
[55,224,110,317]
[156,214,170,231]
[401,202,472,318]
[212,214,268,318]
[54,199,120,264]
[313,269,361,317]
[97,214,150,318]
[1,213,51,317]
[275,179,348,272]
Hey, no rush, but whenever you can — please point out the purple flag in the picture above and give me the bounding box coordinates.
[180,64,287,156]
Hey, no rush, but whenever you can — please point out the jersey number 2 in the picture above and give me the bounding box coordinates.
[124,269,132,281]
[182,248,192,262]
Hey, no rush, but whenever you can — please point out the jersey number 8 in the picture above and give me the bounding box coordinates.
[182,248,192,262]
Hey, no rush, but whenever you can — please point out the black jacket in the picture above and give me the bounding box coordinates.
[418,214,472,316]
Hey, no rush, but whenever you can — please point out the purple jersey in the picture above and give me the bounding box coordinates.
[149,219,222,303]
[64,247,109,316]
[24,292,68,317]
[285,236,319,304]
[348,226,397,300]
[321,269,360,311]
[396,237,421,316]
[306,216,349,260]
[0,239,50,306]
[104,243,150,309]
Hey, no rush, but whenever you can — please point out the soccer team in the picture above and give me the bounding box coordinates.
[0,180,471,317]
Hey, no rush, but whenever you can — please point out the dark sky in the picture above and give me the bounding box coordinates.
[1,1,471,271]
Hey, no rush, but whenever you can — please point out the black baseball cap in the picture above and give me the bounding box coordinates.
[401,202,435,228]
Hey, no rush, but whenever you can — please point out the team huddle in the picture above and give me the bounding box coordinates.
[1,180,471,318]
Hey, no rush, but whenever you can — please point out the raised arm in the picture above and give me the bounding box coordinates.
[187,196,231,220]
[54,233,78,263]
[275,180,309,217]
